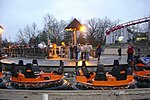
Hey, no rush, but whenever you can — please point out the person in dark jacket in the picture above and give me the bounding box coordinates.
[118,46,122,59]
[70,44,74,59]
[96,44,102,61]
[137,47,141,59]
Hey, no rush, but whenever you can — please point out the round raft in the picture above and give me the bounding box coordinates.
[73,60,136,90]
[8,60,70,90]
[133,57,150,88]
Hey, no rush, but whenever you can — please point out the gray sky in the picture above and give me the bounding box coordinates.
[0,0,150,42]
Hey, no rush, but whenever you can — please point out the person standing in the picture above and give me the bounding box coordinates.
[96,44,102,61]
[137,47,141,58]
[83,44,87,59]
[127,43,134,62]
[60,47,64,58]
[77,44,81,60]
[69,44,74,59]
[86,43,92,60]
[80,44,84,60]
[118,46,122,59]
[73,45,78,60]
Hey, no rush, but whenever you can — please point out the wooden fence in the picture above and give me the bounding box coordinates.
[3,47,48,58]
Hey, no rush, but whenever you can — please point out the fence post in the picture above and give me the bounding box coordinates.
[42,94,48,100]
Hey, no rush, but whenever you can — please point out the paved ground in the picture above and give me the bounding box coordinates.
[1,47,129,67]
[1,55,127,67]
[1,50,150,100]
[1,88,150,100]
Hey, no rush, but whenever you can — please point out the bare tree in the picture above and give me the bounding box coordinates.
[78,31,86,45]
[63,31,72,45]
[86,18,100,46]
[96,17,113,44]
[43,14,66,45]
[86,17,117,46]
[17,23,39,45]
[36,30,49,45]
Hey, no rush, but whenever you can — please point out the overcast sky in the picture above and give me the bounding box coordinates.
[0,0,150,42]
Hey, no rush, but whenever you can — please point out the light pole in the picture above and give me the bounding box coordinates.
[0,26,4,57]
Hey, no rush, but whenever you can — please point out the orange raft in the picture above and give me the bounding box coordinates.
[133,58,150,88]
[73,60,136,90]
[10,60,70,90]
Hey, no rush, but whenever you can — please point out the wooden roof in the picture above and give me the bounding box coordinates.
[65,18,82,30]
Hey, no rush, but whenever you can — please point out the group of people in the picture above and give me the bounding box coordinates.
[60,42,141,63]
[69,43,92,60]
[59,43,103,61]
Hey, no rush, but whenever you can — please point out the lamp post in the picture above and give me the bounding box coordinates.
[0,26,4,57]
[65,18,84,66]
[65,18,83,45]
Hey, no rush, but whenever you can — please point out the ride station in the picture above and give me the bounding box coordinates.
[0,17,150,100]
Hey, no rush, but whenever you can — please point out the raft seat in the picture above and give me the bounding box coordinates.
[94,72,107,81]
[94,64,107,81]
[111,60,127,80]
[24,63,36,78]
[32,59,41,76]
[32,66,40,76]
[111,60,120,77]
[18,60,26,74]
[82,67,91,78]
[11,63,18,78]
[116,66,127,80]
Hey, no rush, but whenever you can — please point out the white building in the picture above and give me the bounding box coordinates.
[106,27,132,44]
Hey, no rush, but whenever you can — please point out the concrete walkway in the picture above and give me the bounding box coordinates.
[103,48,127,55]
[1,88,150,100]
[1,55,127,67]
